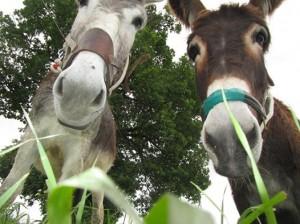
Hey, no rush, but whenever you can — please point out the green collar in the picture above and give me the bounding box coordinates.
[202,88,266,121]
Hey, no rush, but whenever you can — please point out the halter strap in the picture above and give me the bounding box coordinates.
[51,28,129,94]
[108,56,129,95]
[202,88,267,123]
[260,92,274,131]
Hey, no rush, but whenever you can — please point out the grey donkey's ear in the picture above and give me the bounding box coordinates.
[168,0,206,27]
[249,0,285,16]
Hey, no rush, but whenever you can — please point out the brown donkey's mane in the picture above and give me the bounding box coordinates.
[168,0,300,223]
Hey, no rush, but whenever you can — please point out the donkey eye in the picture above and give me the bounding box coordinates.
[132,17,144,29]
[78,0,88,6]
[255,29,269,48]
[188,45,200,61]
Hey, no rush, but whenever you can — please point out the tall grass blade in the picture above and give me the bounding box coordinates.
[221,89,277,224]
[48,186,74,224]
[75,188,88,224]
[48,167,142,224]
[0,202,31,224]
[22,108,57,191]
[239,192,286,224]
[74,156,98,224]
[191,181,227,221]
[144,193,214,224]
[220,186,227,224]
[289,108,300,131]
[0,173,29,209]
[0,135,62,158]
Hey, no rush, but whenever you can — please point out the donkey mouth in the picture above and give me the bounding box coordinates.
[215,163,251,178]
[58,119,90,130]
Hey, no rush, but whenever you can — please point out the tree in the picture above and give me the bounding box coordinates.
[0,0,209,220]
[0,0,76,119]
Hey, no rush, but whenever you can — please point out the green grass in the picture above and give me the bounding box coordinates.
[0,174,29,209]
[0,202,32,224]
[289,107,300,131]
[75,189,88,224]
[22,108,57,191]
[191,181,227,223]
[0,135,61,158]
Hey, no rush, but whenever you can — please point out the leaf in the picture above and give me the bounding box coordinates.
[75,188,88,224]
[191,182,224,215]
[47,186,74,224]
[144,193,214,224]
[239,191,287,224]
[22,108,57,191]
[0,135,62,158]
[47,167,142,224]
[289,107,300,131]
[0,173,29,209]
[220,186,227,224]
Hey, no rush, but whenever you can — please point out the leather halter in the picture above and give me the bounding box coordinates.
[202,88,270,127]
[61,28,126,92]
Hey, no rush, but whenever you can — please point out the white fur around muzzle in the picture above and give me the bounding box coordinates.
[201,77,264,174]
[53,51,107,128]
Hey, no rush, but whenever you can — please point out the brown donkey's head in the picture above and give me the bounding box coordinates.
[168,0,284,177]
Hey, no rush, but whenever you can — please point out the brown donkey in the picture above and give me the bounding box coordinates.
[168,0,300,223]
[0,0,161,223]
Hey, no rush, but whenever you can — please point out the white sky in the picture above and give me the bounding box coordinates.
[0,0,299,223]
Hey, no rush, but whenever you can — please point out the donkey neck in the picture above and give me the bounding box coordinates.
[259,98,300,204]
[229,100,300,219]
[261,98,300,172]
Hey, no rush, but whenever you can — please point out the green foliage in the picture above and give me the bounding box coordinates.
[22,108,57,190]
[0,0,77,120]
[289,107,300,131]
[48,168,143,224]
[0,174,29,209]
[0,0,209,220]
[0,202,31,224]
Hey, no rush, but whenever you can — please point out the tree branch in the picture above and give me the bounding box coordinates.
[123,53,151,93]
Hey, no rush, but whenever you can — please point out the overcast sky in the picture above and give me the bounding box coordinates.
[0,0,299,223]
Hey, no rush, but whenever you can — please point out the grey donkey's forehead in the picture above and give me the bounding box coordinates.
[110,0,147,19]
[110,0,145,7]
[99,0,147,15]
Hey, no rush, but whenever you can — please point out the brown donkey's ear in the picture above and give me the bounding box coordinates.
[249,0,285,16]
[168,0,206,27]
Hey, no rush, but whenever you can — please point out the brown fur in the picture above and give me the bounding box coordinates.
[168,0,300,223]
[168,0,206,26]
[250,0,286,15]
[187,4,272,104]
[231,99,300,223]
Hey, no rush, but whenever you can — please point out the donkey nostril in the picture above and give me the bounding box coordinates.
[246,126,258,147]
[55,77,64,97]
[205,131,218,149]
[92,89,105,106]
